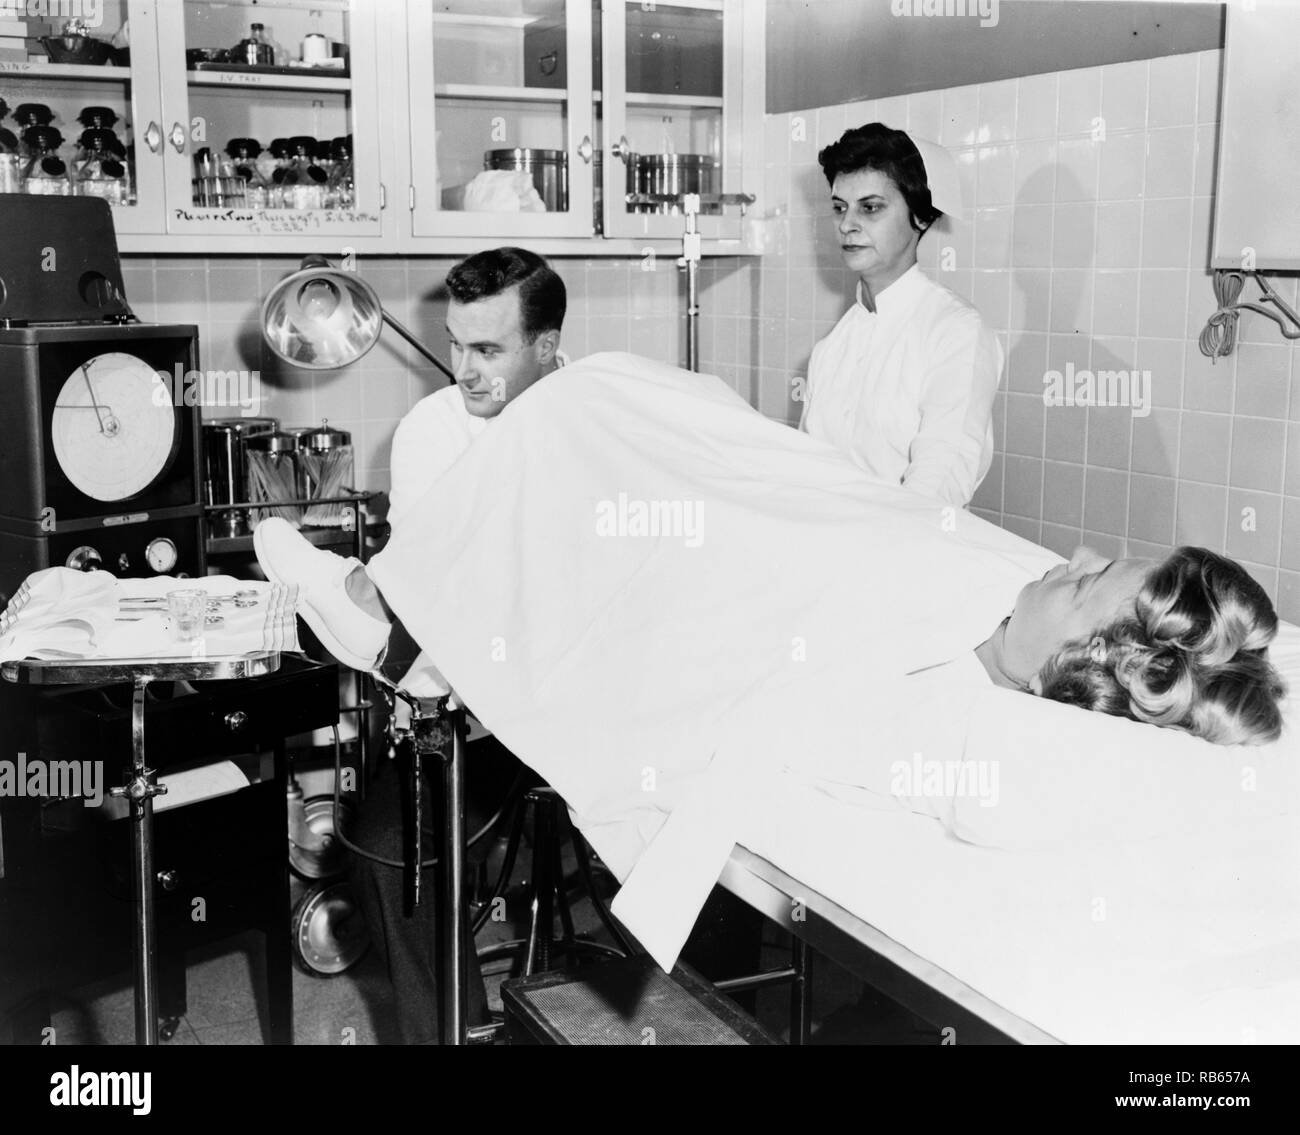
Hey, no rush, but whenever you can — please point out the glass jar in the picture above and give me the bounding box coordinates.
[0,101,19,194]
[326,135,354,209]
[246,431,304,527]
[234,22,275,67]
[75,128,131,204]
[22,126,71,196]
[12,104,55,160]
[226,137,268,208]
[267,137,294,208]
[286,135,326,210]
[295,421,354,527]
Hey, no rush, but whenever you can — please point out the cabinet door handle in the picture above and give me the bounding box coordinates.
[379,183,386,210]
[409,185,415,210]
[611,135,633,163]
[144,121,162,154]
[168,123,186,154]
[577,135,594,164]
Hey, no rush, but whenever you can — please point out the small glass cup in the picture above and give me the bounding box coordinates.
[167,589,207,643]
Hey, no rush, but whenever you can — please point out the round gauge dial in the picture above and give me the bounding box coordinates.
[145,537,179,573]
[51,353,178,502]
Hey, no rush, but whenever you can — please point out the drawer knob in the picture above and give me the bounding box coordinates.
[157,870,178,892]
[225,710,249,734]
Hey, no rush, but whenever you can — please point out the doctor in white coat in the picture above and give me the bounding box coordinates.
[801,123,1001,509]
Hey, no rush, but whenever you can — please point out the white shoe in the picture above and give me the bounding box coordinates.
[253,518,390,671]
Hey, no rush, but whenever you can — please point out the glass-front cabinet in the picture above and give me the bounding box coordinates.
[0,0,165,234]
[406,0,596,240]
[601,0,746,242]
[403,0,752,247]
[1,1,760,253]
[155,0,384,243]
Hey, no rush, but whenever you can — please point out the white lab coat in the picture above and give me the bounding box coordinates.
[800,264,1002,508]
[385,354,568,694]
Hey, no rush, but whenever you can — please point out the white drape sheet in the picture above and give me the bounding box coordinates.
[367,352,1060,968]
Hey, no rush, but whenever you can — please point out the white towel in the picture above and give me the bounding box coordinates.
[0,568,300,662]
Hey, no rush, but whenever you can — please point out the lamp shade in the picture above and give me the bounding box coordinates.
[261,263,385,370]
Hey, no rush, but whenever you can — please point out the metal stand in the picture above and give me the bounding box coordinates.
[2,653,280,1045]
[624,190,756,372]
[372,676,480,1044]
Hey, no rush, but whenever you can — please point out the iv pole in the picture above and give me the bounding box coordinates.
[624,190,756,372]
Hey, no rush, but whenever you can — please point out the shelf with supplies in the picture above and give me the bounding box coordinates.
[431,85,724,110]
[0,62,132,82]
[186,68,352,93]
[203,491,378,559]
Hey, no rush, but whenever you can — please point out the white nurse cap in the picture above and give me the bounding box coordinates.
[907,134,964,221]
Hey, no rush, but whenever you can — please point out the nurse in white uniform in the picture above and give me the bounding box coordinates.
[801,123,1001,509]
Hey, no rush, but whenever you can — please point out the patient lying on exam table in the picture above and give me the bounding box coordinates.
[256,353,1287,750]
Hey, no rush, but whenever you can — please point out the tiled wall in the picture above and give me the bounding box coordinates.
[705,48,1300,625]
[122,253,685,503]
[121,47,1300,625]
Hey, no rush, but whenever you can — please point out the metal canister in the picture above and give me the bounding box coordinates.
[246,430,305,526]
[631,153,720,214]
[202,417,278,537]
[484,148,568,212]
[294,422,354,527]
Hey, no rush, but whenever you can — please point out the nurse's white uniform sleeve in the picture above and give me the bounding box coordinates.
[903,311,1002,507]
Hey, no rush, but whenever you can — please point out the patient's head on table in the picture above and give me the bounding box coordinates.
[978,545,1287,745]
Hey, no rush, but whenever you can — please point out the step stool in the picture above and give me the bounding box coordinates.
[502,955,780,1045]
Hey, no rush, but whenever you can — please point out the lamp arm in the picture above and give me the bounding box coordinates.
[381,311,456,383]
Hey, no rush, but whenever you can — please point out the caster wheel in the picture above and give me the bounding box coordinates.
[158,1017,181,1042]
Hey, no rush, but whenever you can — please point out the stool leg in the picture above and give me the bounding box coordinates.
[567,817,635,956]
[551,817,578,946]
[789,938,813,1046]
[523,796,555,975]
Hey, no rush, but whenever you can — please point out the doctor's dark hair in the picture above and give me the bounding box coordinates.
[445,247,566,343]
[818,123,942,234]
[1036,547,1288,746]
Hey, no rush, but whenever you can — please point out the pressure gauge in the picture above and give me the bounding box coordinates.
[50,353,178,502]
[145,537,178,574]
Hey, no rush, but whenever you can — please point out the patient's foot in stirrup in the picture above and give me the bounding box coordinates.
[253,517,391,671]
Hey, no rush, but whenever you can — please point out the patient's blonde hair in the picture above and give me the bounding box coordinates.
[1037,547,1287,745]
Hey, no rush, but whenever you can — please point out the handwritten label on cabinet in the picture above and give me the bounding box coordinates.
[172,209,380,233]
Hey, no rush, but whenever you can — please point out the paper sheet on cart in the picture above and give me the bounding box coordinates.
[0,571,300,661]
[367,351,1060,967]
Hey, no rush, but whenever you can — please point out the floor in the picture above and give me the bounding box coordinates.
[47,871,939,1046]
[44,752,940,1046]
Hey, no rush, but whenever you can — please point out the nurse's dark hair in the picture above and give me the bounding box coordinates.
[1036,547,1288,746]
[819,123,942,234]
[445,246,566,342]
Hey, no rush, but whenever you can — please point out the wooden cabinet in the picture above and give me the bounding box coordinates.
[0,0,764,256]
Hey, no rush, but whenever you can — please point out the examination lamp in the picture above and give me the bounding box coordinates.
[260,255,455,381]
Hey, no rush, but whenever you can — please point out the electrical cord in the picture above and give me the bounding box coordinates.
[1200,269,1300,360]
[324,724,514,871]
